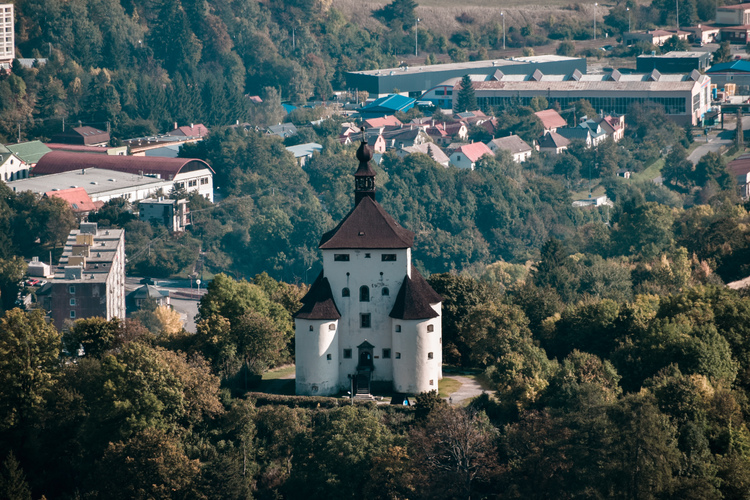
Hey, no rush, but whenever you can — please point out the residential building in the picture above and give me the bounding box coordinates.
[363,116,403,129]
[382,127,430,150]
[683,24,720,45]
[51,126,111,147]
[538,131,570,154]
[468,70,712,126]
[449,142,493,169]
[596,115,626,142]
[294,139,442,396]
[555,127,597,148]
[5,141,52,167]
[127,284,170,311]
[45,187,100,220]
[31,152,214,201]
[8,167,173,204]
[636,51,711,73]
[138,197,189,231]
[267,123,298,138]
[718,25,750,44]
[166,123,209,138]
[347,55,586,98]
[487,135,533,163]
[397,143,451,168]
[535,109,568,133]
[0,3,13,71]
[37,223,125,331]
[0,144,27,181]
[286,142,323,167]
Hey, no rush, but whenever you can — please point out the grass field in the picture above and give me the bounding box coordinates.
[438,377,462,398]
[262,365,296,380]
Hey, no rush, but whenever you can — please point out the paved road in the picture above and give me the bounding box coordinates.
[688,115,750,165]
[444,375,486,406]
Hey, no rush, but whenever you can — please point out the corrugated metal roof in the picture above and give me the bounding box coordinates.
[32,151,215,179]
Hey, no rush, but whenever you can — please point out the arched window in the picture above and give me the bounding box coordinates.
[360,286,370,302]
[342,288,350,297]
[382,287,390,296]
[328,324,336,331]
[427,324,435,332]
[309,325,314,331]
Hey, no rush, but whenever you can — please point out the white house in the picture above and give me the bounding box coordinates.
[0,145,28,182]
[487,135,533,163]
[449,142,493,169]
[294,139,443,397]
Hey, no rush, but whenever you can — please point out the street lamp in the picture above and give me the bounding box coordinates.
[501,12,506,50]
[593,3,597,40]
[415,18,421,57]
[627,7,631,33]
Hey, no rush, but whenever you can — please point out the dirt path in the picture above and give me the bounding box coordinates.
[444,374,486,405]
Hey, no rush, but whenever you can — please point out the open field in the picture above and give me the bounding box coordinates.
[438,377,462,398]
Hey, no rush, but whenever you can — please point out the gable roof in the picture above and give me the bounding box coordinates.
[363,116,403,128]
[538,131,571,149]
[534,109,568,130]
[453,142,493,163]
[6,141,52,165]
[294,272,341,320]
[488,135,532,154]
[557,127,593,142]
[267,123,298,138]
[45,187,98,213]
[32,151,215,179]
[389,268,441,320]
[319,196,414,249]
[400,143,451,166]
[166,124,209,138]
[728,153,750,177]
[51,126,110,146]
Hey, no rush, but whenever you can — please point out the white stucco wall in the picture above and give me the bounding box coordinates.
[295,319,340,396]
[392,310,442,394]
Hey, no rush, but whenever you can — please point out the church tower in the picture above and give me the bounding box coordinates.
[294,138,442,397]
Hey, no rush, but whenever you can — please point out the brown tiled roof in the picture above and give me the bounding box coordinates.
[32,151,214,179]
[319,196,414,249]
[294,272,341,320]
[535,109,568,130]
[389,268,441,320]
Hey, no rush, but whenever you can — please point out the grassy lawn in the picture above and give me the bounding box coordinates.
[571,183,606,201]
[262,365,296,380]
[438,377,463,398]
[631,158,664,182]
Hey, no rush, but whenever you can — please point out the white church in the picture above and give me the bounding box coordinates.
[294,137,443,397]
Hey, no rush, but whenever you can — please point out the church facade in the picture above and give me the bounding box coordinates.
[294,139,443,396]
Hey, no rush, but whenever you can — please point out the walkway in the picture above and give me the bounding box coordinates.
[444,374,486,406]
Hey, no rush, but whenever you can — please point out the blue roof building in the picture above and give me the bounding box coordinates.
[706,60,750,89]
[359,95,416,119]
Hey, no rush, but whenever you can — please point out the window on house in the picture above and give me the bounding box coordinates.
[359,286,369,302]
[334,254,350,261]
[395,352,401,359]
[328,323,336,330]
[361,313,371,328]
[427,324,434,332]
[70,311,76,318]
[326,354,332,360]
[382,349,391,359]
[381,254,397,261]
[428,352,434,360]
[382,287,390,296]
[365,253,371,258]
[309,325,314,331]
[342,288,350,297]
[343,349,352,359]
[430,379,434,386]
[70,299,76,306]
[69,286,75,294]
[395,325,401,332]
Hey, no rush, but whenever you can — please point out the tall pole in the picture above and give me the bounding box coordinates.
[502,13,506,50]
[415,18,420,57]
[627,7,631,33]
[594,3,597,40]
[676,0,679,31]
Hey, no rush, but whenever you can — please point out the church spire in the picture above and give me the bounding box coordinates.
[354,129,376,205]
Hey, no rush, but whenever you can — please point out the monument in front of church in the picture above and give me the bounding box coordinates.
[293,137,443,396]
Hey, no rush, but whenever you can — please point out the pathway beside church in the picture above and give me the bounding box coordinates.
[445,375,484,405]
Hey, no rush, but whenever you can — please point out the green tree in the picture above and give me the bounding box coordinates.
[0,309,61,432]
[0,258,27,313]
[714,41,732,64]
[454,74,477,113]
[0,452,31,500]
[662,145,695,191]
[373,0,418,30]
[694,151,733,189]
[556,40,576,57]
